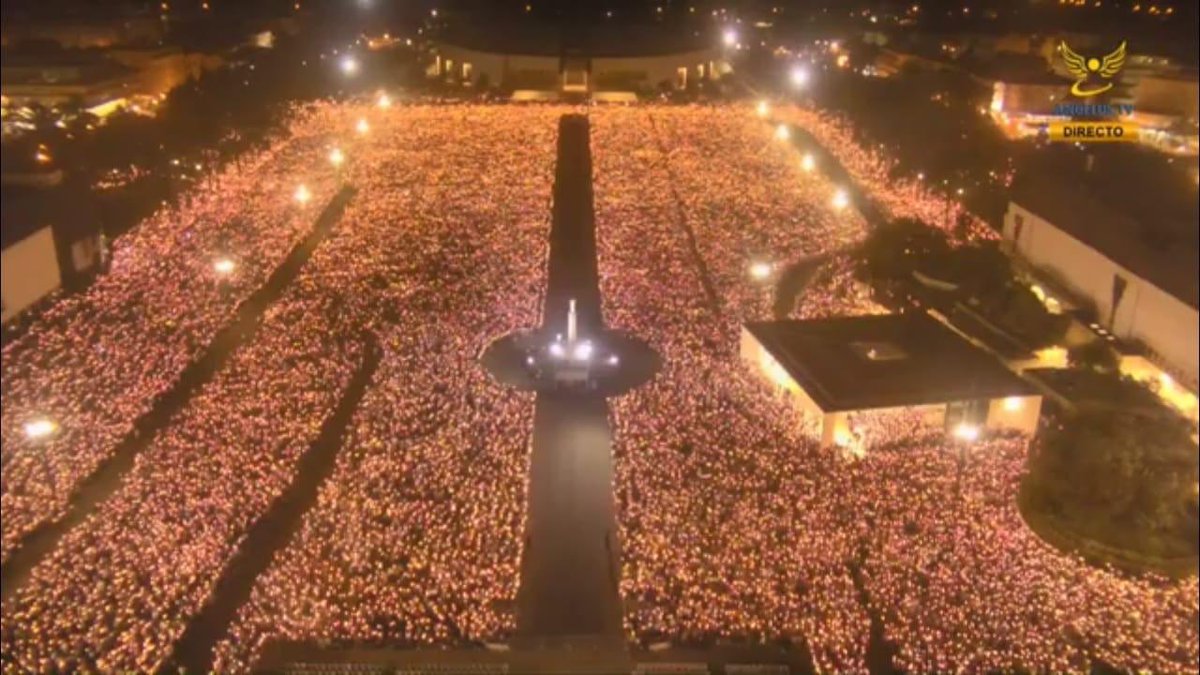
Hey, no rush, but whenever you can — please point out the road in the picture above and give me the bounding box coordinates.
[516,114,623,641]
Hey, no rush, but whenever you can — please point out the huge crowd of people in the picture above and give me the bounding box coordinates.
[0,109,342,563]
[209,104,564,671]
[1,100,1195,674]
[592,104,1198,673]
[1,103,563,672]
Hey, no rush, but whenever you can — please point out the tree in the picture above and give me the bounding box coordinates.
[1068,340,1121,373]
[856,217,950,283]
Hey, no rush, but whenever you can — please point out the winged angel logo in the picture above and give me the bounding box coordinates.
[1060,41,1127,97]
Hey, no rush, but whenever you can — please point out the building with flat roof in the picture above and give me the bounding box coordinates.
[427,23,726,96]
[741,313,1041,453]
[1004,148,1199,387]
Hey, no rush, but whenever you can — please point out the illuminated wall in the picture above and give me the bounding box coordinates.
[1004,202,1199,388]
[2,227,62,323]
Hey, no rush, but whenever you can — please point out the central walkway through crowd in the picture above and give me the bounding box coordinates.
[515,114,625,648]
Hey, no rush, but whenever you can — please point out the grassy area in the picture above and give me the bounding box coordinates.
[1018,481,1199,579]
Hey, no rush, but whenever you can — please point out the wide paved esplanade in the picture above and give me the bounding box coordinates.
[1,4,1196,673]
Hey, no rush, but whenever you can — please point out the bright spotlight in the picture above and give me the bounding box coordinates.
[294,184,312,204]
[340,56,359,75]
[328,147,345,167]
[355,118,370,135]
[213,257,236,275]
[722,28,738,47]
[749,261,772,280]
[755,100,770,118]
[573,340,594,362]
[953,423,980,442]
[831,188,849,210]
[790,65,811,88]
[801,153,816,172]
[24,418,59,440]
[774,124,790,141]
[377,92,392,108]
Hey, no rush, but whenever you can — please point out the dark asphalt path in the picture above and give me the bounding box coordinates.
[516,114,623,640]
[164,337,380,675]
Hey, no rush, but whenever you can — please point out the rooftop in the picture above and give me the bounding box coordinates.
[744,313,1035,412]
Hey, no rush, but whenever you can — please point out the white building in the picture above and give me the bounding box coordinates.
[2,177,103,325]
[427,26,726,95]
[741,314,1042,453]
[1,225,61,323]
[1004,169,1199,388]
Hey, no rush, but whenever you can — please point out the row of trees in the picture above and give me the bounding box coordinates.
[855,217,1069,349]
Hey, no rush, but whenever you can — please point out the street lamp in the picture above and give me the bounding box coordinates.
[749,261,773,280]
[952,422,980,442]
[24,418,59,440]
[831,188,850,210]
[213,257,236,275]
[789,65,811,89]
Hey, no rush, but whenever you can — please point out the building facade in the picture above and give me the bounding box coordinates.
[1004,201,1199,387]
